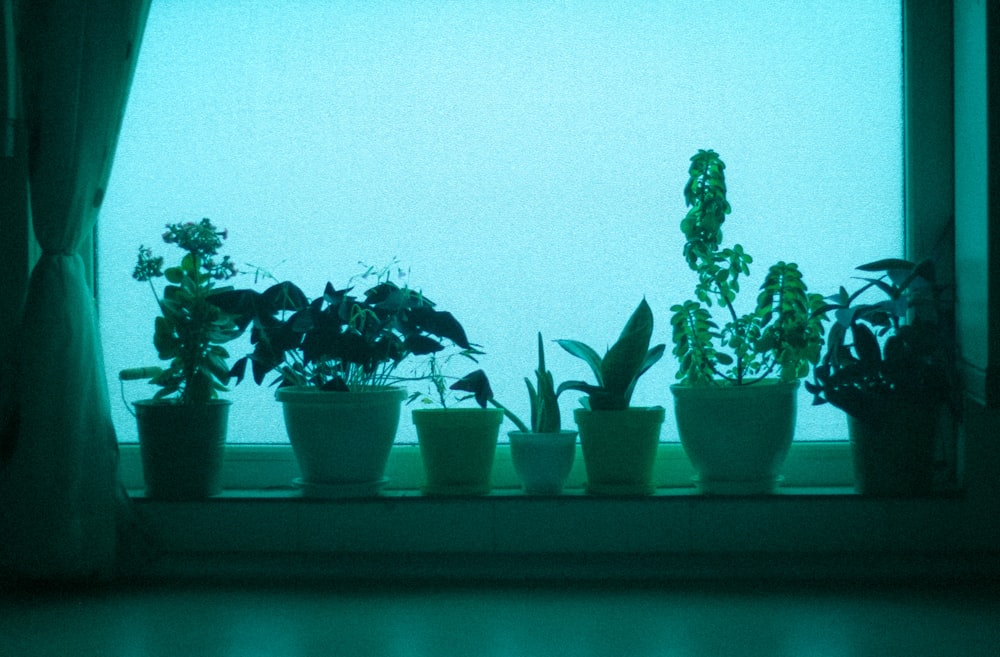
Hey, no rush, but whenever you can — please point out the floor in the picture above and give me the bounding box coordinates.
[1,581,998,657]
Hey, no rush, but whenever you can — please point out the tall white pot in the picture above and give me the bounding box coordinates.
[671,380,798,494]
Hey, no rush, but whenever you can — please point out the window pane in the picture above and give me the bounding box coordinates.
[100,0,902,443]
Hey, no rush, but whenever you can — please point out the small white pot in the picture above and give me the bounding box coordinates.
[508,430,578,494]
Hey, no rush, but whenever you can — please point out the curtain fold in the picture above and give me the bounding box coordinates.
[0,0,150,580]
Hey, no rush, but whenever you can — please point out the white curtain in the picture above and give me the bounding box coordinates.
[0,0,150,580]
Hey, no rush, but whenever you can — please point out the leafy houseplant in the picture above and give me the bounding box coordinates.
[225,265,475,496]
[806,258,955,495]
[668,150,827,494]
[555,298,666,495]
[556,298,665,411]
[411,366,505,496]
[228,264,472,392]
[127,218,243,500]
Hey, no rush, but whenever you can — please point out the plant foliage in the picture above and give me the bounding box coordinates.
[670,150,826,386]
[455,333,564,432]
[556,298,665,411]
[805,258,956,421]
[224,264,473,392]
[132,218,243,404]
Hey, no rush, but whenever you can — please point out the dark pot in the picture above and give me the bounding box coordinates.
[848,400,938,496]
[134,399,231,500]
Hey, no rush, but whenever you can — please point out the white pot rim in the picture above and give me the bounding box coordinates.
[670,379,800,399]
[572,406,665,417]
[508,430,578,444]
[275,385,406,404]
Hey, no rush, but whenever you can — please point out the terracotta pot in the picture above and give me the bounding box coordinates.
[848,399,938,496]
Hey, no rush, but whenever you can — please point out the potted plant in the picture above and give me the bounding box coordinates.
[805,258,956,496]
[125,218,244,500]
[227,264,473,497]
[411,362,505,496]
[555,298,666,495]
[668,150,827,494]
[463,333,577,494]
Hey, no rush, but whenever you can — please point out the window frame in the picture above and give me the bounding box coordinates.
[96,0,1000,582]
[107,0,934,495]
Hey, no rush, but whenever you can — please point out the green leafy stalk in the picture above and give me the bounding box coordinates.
[133,218,243,404]
[671,150,826,386]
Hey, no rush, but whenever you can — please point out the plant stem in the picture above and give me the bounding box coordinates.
[487,399,530,433]
[721,292,744,385]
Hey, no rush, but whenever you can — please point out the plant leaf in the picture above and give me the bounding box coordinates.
[555,339,604,386]
[450,369,492,408]
[601,299,654,398]
[851,323,881,364]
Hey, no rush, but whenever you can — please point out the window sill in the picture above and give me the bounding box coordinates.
[124,485,985,583]
[119,441,993,583]
[118,441,857,492]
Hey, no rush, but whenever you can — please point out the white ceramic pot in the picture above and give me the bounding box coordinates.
[276,386,405,495]
[671,380,798,494]
[508,430,578,494]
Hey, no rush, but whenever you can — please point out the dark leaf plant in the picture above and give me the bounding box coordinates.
[554,298,666,411]
[130,218,243,405]
[805,258,957,422]
[670,149,827,387]
[224,264,474,392]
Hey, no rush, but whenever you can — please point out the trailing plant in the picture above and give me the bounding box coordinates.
[670,149,826,386]
[225,263,474,392]
[555,298,666,411]
[130,218,243,404]
[805,257,957,421]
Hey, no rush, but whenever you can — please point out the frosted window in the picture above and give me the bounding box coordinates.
[100,0,902,443]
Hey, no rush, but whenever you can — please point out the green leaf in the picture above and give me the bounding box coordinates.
[856,258,914,272]
[163,266,184,284]
[152,316,179,358]
[556,339,604,386]
[851,323,881,364]
[556,380,602,398]
[449,369,492,408]
[601,299,654,398]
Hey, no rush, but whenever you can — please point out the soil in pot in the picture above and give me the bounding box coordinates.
[134,399,231,501]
